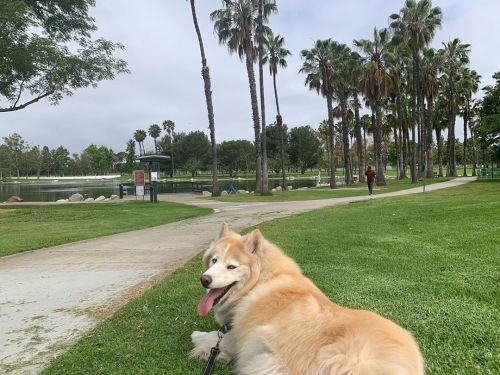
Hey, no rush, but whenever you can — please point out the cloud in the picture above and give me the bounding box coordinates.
[2,0,499,153]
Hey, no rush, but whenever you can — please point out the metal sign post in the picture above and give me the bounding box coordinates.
[134,170,145,200]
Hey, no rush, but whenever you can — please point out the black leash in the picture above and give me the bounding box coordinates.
[201,323,232,375]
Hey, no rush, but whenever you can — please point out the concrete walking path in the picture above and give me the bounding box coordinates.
[0,177,474,373]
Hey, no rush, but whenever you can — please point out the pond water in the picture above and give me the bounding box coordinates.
[0,178,323,202]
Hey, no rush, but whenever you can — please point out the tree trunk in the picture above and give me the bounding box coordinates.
[417,80,425,178]
[448,87,457,177]
[257,0,269,194]
[326,95,337,189]
[396,92,407,179]
[463,100,468,177]
[374,103,386,185]
[190,0,219,196]
[340,94,352,185]
[272,73,286,188]
[470,122,477,176]
[410,36,418,183]
[245,50,262,192]
[354,95,364,182]
[425,96,435,178]
[436,127,443,177]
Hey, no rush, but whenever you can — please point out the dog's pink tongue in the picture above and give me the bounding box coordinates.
[197,288,226,317]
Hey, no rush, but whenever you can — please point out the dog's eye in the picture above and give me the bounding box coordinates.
[211,258,217,264]
[227,265,237,270]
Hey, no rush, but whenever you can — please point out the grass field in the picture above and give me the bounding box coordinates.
[0,202,212,258]
[213,177,452,202]
[42,179,500,374]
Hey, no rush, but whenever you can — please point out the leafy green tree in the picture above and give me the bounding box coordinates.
[84,144,113,175]
[288,126,323,174]
[148,124,161,152]
[265,123,289,174]
[40,146,53,176]
[0,0,129,113]
[218,140,255,177]
[189,0,220,196]
[0,144,12,179]
[125,139,136,173]
[175,131,210,177]
[53,146,69,176]
[2,133,26,177]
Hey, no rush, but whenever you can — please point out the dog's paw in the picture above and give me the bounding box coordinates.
[190,331,214,361]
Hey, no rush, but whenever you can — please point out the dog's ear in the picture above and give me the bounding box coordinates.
[244,229,264,256]
[218,223,230,239]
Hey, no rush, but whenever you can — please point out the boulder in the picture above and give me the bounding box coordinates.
[287,186,293,191]
[56,199,69,203]
[298,187,309,191]
[276,186,282,192]
[221,190,228,196]
[109,194,120,200]
[84,197,95,202]
[68,193,84,202]
[5,196,23,203]
[202,191,211,196]
[237,190,248,195]
[271,188,277,192]
[94,195,106,202]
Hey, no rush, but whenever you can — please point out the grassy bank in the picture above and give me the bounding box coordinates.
[213,177,452,202]
[43,180,499,374]
[0,202,212,257]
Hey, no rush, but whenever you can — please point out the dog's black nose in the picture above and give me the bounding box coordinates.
[200,275,212,288]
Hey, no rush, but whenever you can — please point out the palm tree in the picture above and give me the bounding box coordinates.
[133,130,146,156]
[189,0,220,196]
[148,124,161,153]
[439,38,470,177]
[162,120,176,177]
[354,27,392,186]
[420,48,441,178]
[300,39,337,188]
[263,30,290,188]
[458,68,481,176]
[390,0,442,182]
[211,0,276,194]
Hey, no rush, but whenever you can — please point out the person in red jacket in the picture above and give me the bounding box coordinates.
[364,166,376,195]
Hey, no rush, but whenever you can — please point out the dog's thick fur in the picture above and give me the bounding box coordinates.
[191,224,424,375]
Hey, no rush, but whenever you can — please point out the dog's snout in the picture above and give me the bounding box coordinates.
[200,275,212,288]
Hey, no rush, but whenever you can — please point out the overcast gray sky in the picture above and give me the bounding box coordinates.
[3,0,500,154]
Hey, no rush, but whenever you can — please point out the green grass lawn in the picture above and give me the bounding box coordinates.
[42,179,500,374]
[213,177,453,202]
[0,202,212,258]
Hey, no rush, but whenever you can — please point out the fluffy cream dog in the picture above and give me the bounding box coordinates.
[191,224,424,375]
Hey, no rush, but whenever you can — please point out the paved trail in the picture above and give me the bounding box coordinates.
[0,177,473,373]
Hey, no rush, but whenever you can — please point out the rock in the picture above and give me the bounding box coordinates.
[68,193,84,202]
[287,186,293,191]
[276,186,282,192]
[5,196,23,203]
[56,199,68,203]
[271,188,277,192]
[94,195,106,202]
[104,198,110,201]
[298,187,309,191]
[237,190,248,195]
[84,197,95,202]
[221,190,228,196]
[202,191,211,196]
[109,194,120,200]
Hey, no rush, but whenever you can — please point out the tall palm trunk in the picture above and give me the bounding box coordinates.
[436,127,443,177]
[396,92,407,179]
[470,122,477,176]
[410,35,419,183]
[447,86,457,176]
[463,100,469,176]
[245,49,262,191]
[425,96,435,178]
[257,0,269,194]
[374,102,386,185]
[340,94,352,185]
[272,72,286,188]
[326,95,337,189]
[354,95,365,182]
[190,0,219,196]
[417,81,425,177]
